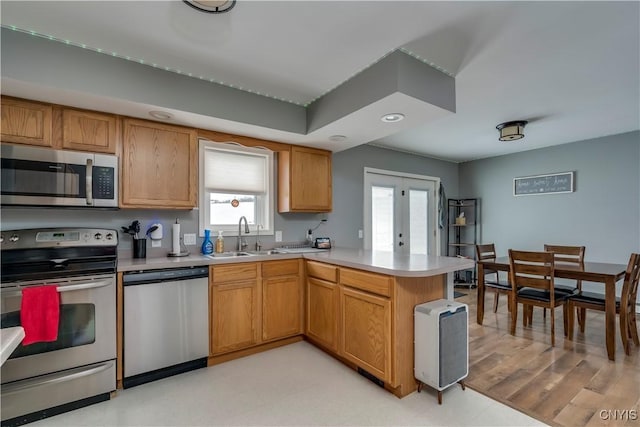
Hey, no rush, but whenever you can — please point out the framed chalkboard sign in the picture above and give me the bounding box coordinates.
[513,171,574,196]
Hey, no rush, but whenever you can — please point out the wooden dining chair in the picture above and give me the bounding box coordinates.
[509,250,568,346]
[537,245,586,325]
[566,253,640,356]
[475,244,513,313]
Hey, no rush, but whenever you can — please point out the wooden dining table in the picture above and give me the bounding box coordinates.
[477,256,627,361]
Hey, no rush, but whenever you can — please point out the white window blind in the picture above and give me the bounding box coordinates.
[203,148,268,194]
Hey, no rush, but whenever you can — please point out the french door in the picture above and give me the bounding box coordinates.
[364,168,440,255]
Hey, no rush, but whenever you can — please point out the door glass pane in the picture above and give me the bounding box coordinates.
[409,189,428,255]
[372,186,394,251]
[1,304,96,359]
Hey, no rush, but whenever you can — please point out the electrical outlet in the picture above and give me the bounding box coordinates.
[275,230,282,242]
[358,229,363,239]
[151,240,162,248]
[183,233,197,246]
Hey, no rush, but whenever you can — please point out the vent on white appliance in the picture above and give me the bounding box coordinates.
[414,299,468,404]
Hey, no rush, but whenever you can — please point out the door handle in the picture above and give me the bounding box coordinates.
[86,158,93,205]
[2,361,114,395]
[1,280,114,298]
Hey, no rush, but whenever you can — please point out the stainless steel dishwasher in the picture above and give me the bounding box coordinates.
[123,266,209,388]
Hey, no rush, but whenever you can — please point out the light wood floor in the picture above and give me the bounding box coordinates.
[456,288,640,427]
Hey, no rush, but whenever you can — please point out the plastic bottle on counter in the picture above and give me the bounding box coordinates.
[215,230,224,254]
[201,229,214,255]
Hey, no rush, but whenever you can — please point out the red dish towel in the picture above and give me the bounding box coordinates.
[21,285,60,345]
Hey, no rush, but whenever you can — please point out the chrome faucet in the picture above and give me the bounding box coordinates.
[238,216,250,251]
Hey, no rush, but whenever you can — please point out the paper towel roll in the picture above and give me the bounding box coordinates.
[171,222,181,254]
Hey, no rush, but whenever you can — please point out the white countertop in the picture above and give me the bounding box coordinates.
[1,326,24,366]
[304,248,475,277]
[118,248,474,277]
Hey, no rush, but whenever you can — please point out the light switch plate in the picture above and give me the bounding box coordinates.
[358,229,363,239]
[183,233,197,246]
[275,231,282,242]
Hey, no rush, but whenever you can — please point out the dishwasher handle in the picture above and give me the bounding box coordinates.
[123,266,209,286]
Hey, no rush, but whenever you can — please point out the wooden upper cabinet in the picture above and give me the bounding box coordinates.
[278,146,332,213]
[61,108,117,154]
[121,118,197,209]
[1,97,53,147]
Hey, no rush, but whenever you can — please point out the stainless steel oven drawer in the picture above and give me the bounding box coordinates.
[1,360,115,422]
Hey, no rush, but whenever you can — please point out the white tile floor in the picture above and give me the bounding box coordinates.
[32,341,547,426]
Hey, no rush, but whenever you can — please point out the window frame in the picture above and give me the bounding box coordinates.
[199,139,274,237]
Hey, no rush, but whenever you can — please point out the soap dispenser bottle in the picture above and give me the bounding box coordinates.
[201,229,214,255]
[215,230,224,254]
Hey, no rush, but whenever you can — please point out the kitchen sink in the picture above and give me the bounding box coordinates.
[206,251,254,258]
[247,250,286,256]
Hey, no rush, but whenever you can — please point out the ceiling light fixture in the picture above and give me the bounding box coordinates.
[381,113,405,123]
[329,135,347,142]
[496,120,528,141]
[149,111,173,120]
[183,0,236,14]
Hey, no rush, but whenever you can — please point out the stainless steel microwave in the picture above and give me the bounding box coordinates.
[1,144,118,208]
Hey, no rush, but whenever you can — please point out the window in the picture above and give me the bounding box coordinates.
[199,140,274,236]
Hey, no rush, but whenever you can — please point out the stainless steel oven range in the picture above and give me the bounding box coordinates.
[1,228,117,426]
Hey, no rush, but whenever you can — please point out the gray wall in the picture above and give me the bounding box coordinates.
[324,144,459,250]
[459,131,640,266]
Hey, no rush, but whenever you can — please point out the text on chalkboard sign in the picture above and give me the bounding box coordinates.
[513,171,574,196]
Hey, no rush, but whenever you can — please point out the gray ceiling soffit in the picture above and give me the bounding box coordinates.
[1,28,455,140]
[307,51,455,133]
[0,28,306,134]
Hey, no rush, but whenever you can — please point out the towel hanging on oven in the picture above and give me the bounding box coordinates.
[20,285,60,345]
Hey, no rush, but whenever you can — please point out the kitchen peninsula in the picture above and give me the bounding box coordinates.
[117,249,474,398]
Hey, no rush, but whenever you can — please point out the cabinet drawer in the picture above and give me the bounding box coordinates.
[306,261,338,283]
[212,263,258,283]
[262,259,299,278]
[340,268,392,297]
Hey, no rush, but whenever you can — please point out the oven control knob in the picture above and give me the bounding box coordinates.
[9,234,19,242]
[106,233,114,240]
[94,233,103,240]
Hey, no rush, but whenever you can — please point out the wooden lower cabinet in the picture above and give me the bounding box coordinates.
[306,277,340,353]
[210,260,302,358]
[305,260,446,397]
[210,279,258,355]
[340,286,391,383]
[262,275,302,341]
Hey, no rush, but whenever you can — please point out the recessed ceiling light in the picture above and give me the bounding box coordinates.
[381,113,405,123]
[329,135,347,142]
[149,111,173,120]
[183,0,236,13]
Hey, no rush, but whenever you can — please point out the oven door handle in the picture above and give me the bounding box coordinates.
[1,280,113,297]
[57,280,112,292]
[1,361,114,395]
